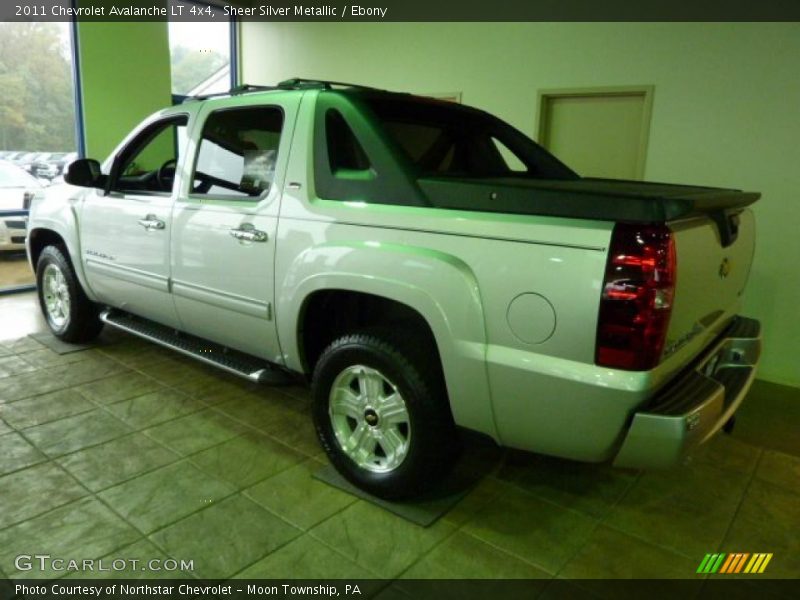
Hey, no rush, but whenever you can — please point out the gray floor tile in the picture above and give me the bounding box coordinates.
[142,358,221,388]
[98,460,236,534]
[97,341,176,369]
[755,449,800,494]
[497,451,638,519]
[234,535,374,579]
[63,538,194,580]
[58,432,179,492]
[310,501,455,578]
[0,388,95,429]
[0,354,37,379]
[76,371,165,405]
[17,347,103,370]
[24,408,133,457]
[254,408,321,457]
[103,388,207,430]
[1,336,43,355]
[401,530,550,579]
[559,525,699,580]
[189,431,304,489]
[171,374,254,401]
[0,462,87,529]
[721,478,800,578]
[441,476,512,527]
[0,497,139,578]
[0,356,126,403]
[733,379,800,457]
[244,458,357,530]
[0,431,46,475]
[462,484,598,574]
[692,434,762,475]
[150,494,301,579]
[605,462,750,559]
[142,408,248,456]
[214,393,297,431]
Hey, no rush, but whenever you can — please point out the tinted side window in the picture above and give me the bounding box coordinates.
[193,107,283,198]
[312,93,428,207]
[326,109,371,172]
[114,116,188,194]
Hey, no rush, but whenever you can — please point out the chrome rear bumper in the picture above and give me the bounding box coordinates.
[613,316,761,469]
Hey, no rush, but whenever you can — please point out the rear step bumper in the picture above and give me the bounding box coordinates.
[613,316,761,469]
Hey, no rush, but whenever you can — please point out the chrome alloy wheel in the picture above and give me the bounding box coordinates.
[328,365,411,473]
[42,263,70,329]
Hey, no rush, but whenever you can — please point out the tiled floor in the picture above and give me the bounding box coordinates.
[0,252,34,287]
[1,292,799,584]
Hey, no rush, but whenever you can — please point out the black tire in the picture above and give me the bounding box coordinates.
[312,331,460,499]
[36,245,103,343]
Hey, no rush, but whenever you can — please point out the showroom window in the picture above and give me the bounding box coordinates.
[0,22,78,294]
[192,107,284,198]
[168,1,236,101]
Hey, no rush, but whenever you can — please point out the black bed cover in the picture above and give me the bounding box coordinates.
[419,177,760,223]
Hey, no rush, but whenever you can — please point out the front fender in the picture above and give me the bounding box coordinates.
[27,185,96,301]
[277,240,497,440]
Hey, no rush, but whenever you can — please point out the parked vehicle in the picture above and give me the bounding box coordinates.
[12,152,41,173]
[0,161,42,251]
[0,151,24,161]
[26,80,762,498]
[30,152,72,180]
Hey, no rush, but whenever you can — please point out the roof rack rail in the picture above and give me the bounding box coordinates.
[186,84,279,102]
[182,78,386,103]
[276,78,384,91]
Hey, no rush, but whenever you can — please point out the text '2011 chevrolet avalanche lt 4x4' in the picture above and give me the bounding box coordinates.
[26,79,762,499]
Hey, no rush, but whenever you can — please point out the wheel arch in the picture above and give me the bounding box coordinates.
[277,242,497,440]
[27,226,95,297]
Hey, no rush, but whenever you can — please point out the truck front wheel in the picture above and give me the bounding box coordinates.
[312,331,459,500]
[36,245,103,343]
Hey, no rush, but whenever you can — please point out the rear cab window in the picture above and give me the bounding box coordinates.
[362,95,575,180]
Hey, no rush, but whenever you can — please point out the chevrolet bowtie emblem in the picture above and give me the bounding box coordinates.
[719,257,731,279]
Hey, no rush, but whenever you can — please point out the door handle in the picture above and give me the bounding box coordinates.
[138,215,165,231]
[230,226,268,243]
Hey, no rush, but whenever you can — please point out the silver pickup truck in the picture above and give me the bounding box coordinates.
[26,79,761,499]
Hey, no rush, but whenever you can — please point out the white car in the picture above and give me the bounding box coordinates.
[0,161,41,251]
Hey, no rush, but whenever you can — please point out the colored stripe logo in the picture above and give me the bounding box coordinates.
[697,553,773,574]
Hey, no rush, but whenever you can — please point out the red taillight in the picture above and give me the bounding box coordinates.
[595,223,677,370]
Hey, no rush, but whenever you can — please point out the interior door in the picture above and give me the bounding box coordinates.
[80,115,188,328]
[170,98,298,363]
[538,87,653,180]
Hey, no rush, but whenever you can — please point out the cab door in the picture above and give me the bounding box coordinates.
[170,96,299,362]
[80,115,189,328]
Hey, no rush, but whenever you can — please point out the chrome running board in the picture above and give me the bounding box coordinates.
[99,309,293,385]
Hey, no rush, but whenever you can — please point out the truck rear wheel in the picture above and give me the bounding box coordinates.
[36,245,103,343]
[312,331,459,500]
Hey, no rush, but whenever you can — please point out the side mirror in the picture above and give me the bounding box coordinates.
[64,159,102,188]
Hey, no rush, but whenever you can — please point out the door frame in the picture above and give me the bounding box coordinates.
[535,85,655,180]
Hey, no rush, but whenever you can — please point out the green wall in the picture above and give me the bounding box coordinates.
[241,22,800,387]
[76,21,172,161]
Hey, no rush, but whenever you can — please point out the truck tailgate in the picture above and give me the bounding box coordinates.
[663,209,756,362]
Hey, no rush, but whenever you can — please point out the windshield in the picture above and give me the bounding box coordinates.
[362,95,578,180]
[0,162,40,188]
